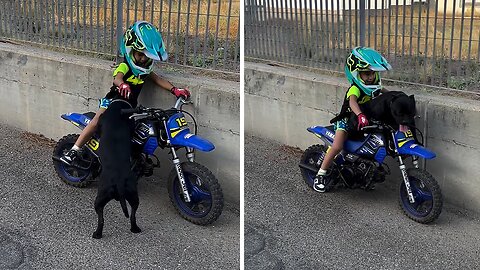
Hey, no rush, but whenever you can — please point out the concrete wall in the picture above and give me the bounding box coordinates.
[245,61,480,213]
[0,42,240,204]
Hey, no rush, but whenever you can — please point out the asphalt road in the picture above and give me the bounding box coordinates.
[0,123,239,270]
[245,134,480,270]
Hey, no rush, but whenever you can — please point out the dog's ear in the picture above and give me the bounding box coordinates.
[390,92,400,101]
[409,95,417,115]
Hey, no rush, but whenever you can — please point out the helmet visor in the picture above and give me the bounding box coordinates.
[142,48,168,62]
[142,49,160,61]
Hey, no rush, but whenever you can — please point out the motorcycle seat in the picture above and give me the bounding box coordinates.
[83,112,96,120]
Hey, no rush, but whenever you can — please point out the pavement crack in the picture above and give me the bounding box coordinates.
[0,231,27,269]
[244,224,285,269]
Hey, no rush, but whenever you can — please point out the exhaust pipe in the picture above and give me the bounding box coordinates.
[298,163,319,173]
[52,156,91,171]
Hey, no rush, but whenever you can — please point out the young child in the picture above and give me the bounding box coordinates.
[313,47,392,192]
[60,21,190,165]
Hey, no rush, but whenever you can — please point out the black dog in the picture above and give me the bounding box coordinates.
[360,91,417,130]
[92,100,141,239]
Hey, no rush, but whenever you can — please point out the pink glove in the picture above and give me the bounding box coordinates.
[357,113,369,130]
[170,87,191,99]
[118,82,131,99]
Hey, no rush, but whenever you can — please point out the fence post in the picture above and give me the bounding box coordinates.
[359,0,365,46]
[116,0,124,63]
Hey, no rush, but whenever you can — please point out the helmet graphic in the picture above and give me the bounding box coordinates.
[120,21,168,76]
[344,47,392,96]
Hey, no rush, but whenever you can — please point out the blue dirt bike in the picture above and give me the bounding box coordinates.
[299,120,443,224]
[52,97,224,225]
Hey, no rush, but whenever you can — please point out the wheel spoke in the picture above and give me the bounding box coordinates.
[190,185,211,202]
[411,180,433,203]
[406,179,433,215]
[416,189,433,202]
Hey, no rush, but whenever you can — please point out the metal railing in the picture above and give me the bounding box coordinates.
[245,0,480,92]
[0,0,240,73]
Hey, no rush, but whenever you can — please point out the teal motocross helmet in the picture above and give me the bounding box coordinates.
[120,21,168,76]
[345,47,392,96]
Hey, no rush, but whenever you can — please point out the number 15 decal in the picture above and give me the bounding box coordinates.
[87,138,99,151]
[175,117,187,127]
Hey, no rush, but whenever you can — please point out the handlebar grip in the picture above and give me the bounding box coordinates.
[361,125,379,131]
[120,108,140,115]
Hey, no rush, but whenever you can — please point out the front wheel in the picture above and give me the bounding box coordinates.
[399,168,443,224]
[168,162,224,225]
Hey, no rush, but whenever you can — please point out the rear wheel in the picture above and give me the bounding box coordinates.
[299,144,336,191]
[399,168,443,224]
[52,134,95,187]
[168,162,224,225]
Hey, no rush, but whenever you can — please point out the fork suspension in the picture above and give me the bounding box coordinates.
[171,147,191,203]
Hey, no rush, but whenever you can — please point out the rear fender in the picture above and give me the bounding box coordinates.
[307,126,334,146]
[61,113,92,130]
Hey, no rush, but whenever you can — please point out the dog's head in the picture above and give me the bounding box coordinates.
[390,93,416,128]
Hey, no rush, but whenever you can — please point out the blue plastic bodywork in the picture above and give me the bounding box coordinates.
[307,126,335,144]
[143,137,158,155]
[395,131,436,159]
[374,147,387,163]
[308,126,436,160]
[344,140,366,153]
[167,112,215,152]
[61,113,92,129]
[307,125,388,163]
[169,129,215,152]
[62,111,215,153]
[307,126,371,152]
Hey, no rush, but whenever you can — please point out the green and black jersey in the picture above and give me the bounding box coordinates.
[330,84,372,124]
[105,61,150,108]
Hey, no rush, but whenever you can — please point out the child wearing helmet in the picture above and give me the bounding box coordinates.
[60,21,190,165]
[313,47,392,193]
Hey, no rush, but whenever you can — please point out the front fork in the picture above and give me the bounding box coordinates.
[398,155,415,203]
[171,147,191,203]
[186,147,195,162]
[412,156,419,169]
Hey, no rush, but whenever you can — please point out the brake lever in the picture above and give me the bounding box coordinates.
[128,112,149,120]
[361,125,380,131]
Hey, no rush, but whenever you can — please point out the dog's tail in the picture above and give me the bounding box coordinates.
[120,197,129,218]
[114,186,129,218]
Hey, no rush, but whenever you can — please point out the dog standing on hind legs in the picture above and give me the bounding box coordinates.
[92,100,141,239]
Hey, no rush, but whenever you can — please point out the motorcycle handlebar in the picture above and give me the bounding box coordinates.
[361,125,380,131]
[174,97,193,110]
[120,96,191,117]
[360,120,384,131]
[120,107,141,115]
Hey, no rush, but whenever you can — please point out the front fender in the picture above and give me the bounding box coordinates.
[170,129,215,152]
[398,140,436,159]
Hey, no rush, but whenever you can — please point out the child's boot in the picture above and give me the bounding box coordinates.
[60,149,79,165]
[313,175,328,193]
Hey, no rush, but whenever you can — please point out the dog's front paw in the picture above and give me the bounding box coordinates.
[92,231,103,239]
[131,225,142,234]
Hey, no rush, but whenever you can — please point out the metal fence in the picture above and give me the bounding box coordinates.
[245,0,480,92]
[0,0,240,73]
